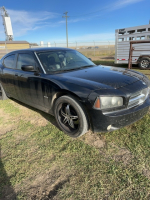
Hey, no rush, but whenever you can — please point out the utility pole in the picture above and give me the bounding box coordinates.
[62,12,69,48]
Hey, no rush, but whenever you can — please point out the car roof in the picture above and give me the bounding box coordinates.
[6,47,75,54]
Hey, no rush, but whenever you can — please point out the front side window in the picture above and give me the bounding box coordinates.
[17,53,36,70]
[3,54,15,69]
[37,50,95,73]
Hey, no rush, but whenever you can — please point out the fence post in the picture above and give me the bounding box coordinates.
[128,42,133,69]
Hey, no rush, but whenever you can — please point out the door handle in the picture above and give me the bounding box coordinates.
[20,74,24,77]
[15,73,18,76]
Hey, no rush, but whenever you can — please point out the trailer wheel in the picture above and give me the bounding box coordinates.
[138,57,150,69]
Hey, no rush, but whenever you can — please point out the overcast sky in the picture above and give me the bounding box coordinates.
[0,0,149,43]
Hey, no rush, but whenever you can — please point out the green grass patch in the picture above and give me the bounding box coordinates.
[0,99,20,115]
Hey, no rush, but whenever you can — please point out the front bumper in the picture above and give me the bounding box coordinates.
[88,97,150,132]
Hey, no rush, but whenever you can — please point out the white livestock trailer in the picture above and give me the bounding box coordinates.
[115,22,150,69]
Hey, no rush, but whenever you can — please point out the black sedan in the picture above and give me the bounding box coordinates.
[0,48,150,137]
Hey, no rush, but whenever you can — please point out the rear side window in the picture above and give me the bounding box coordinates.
[3,54,15,69]
[17,53,36,70]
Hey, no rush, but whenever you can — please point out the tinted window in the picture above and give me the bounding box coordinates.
[37,50,95,73]
[3,54,15,68]
[17,53,36,70]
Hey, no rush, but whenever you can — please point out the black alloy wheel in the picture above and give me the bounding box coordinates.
[58,103,79,132]
[54,95,89,138]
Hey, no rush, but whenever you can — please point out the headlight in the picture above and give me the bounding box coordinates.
[94,96,123,109]
[141,88,149,101]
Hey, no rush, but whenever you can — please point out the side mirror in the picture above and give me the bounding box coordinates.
[88,58,92,61]
[21,65,36,72]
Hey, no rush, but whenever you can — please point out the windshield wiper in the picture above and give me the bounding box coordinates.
[51,65,96,74]
[77,65,95,69]
[60,65,95,72]
[55,68,79,73]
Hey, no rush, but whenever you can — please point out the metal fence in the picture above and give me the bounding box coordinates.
[0,41,115,59]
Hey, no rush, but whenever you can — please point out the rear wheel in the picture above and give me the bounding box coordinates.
[138,57,150,69]
[54,95,89,138]
[0,83,8,100]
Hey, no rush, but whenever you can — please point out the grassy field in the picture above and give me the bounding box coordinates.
[78,48,115,58]
[0,65,150,199]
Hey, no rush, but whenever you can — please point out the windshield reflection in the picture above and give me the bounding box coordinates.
[37,50,95,73]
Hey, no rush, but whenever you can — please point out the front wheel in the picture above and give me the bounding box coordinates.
[138,57,150,69]
[54,95,89,138]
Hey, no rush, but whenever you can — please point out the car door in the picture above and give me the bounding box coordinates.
[15,52,48,109]
[1,53,18,98]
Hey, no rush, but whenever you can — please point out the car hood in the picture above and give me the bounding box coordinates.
[52,65,144,90]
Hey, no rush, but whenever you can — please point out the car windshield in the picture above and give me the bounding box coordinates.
[36,50,95,73]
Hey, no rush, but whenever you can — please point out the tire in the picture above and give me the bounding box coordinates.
[0,83,8,100]
[54,95,89,138]
[138,57,150,69]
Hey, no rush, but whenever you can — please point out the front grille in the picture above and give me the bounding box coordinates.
[128,88,149,109]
